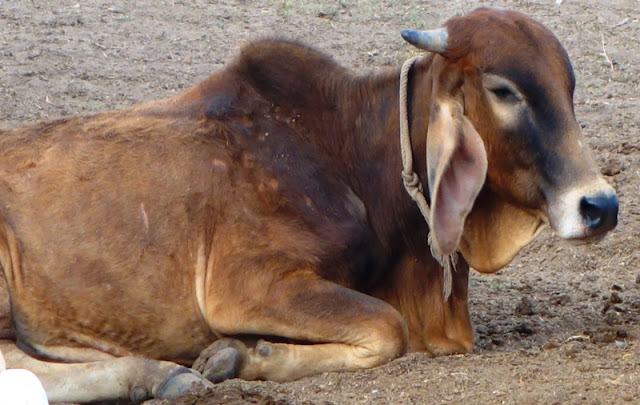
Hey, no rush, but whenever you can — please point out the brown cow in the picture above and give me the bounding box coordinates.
[0,7,618,403]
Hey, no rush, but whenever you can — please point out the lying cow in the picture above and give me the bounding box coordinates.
[0,7,618,403]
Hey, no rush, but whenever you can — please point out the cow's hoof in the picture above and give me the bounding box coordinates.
[193,338,247,383]
[156,367,213,400]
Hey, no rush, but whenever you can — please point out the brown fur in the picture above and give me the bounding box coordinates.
[0,8,616,403]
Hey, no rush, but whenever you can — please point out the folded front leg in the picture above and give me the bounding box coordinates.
[203,271,409,382]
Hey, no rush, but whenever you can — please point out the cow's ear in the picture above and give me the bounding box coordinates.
[426,97,488,256]
[459,188,547,273]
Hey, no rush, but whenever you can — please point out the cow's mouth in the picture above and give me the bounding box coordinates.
[561,232,609,246]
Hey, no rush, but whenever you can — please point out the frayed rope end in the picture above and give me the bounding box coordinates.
[428,232,458,301]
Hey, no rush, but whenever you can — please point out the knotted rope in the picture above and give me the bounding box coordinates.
[399,56,456,301]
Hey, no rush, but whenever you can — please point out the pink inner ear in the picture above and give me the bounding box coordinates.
[430,117,487,255]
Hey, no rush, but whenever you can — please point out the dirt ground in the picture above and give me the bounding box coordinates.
[1,0,639,404]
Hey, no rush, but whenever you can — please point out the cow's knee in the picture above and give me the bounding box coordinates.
[354,306,409,368]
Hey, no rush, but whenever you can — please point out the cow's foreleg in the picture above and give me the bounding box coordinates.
[0,340,212,403]
[200,273,409,381]
[377,255,474,356]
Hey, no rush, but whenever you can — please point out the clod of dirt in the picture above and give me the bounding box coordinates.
[590,330,618,343]
[616,329,629,339]
[549,294,571,306]
[603,309,624,325]
[514,297,536,315]
[610,292,623,304]
[542,340,561,350]
[514,322,535,336]
[600,156,623,176]
[475,324,490,337]
[619,143,639,155]
[559,341,586,357]
[476,337,494,351]
[491,336,505,346]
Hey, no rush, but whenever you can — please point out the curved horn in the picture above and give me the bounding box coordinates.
[401,28,448,54]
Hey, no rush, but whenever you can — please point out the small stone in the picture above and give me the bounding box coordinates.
[612,284,624,291]
[635,272,640,284]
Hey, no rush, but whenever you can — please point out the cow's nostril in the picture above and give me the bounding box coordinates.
[579,194,619,231]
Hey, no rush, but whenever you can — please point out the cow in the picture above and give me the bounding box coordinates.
[0,7,618,403]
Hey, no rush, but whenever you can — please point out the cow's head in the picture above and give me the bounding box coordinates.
[402,8,618,272]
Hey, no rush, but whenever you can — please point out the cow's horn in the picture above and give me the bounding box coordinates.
[401,28,448,54]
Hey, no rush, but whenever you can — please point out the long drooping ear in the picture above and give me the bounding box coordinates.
[427,91,488,256]
[459,187,547,273]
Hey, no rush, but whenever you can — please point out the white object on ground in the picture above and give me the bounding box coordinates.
[0,349,49,405]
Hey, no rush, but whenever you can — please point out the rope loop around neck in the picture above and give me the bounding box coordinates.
[398,56,456,301]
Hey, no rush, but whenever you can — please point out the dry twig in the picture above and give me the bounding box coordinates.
[600,33,614,70]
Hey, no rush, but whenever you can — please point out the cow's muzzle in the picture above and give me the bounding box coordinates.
[547,179,618,243]
[579,193,618,232]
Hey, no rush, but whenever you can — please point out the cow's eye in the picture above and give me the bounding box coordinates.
[490,86,521,103]
[484,74,523,104]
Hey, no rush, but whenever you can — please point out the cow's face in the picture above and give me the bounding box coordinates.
[402,8,618,271]
[454,9,618,243]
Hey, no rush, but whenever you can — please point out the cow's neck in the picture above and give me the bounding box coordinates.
[330,57,435,254]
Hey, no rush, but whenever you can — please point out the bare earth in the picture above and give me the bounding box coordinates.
[1,0,639,404]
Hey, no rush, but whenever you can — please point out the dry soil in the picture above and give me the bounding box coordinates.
[1,1,639,404]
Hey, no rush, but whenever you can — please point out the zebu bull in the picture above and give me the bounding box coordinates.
[0,7,618,403]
